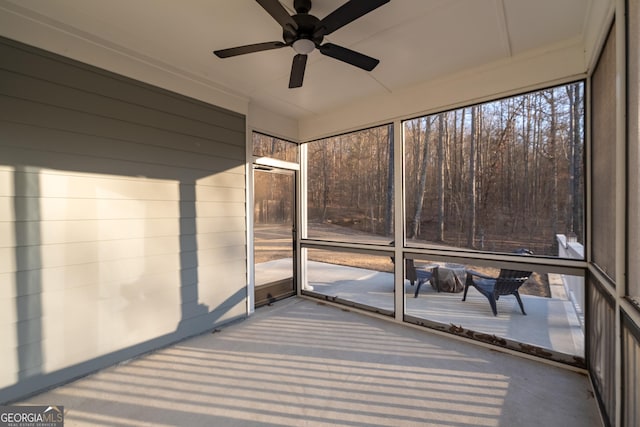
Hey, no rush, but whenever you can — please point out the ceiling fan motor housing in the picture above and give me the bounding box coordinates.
[294,0,312,14]
[283,12,324,47]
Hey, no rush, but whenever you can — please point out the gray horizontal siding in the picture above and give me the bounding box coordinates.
[0,74,245,148]
[0,37,247,403]
[0,109,245,168]
[0,41,245,135]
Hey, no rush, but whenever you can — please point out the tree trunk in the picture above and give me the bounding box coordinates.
[544,90,559,237]
[467,106,477,248]
[411,118,432,238]
[566,83,583,239]
[321,148,330,221]
[385,125,394,235]
[437,114,445,241]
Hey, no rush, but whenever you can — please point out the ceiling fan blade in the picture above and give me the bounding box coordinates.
[289,54,307,88]
[317,0,390,36]
[319,43,379,71]
[256,0,298,32]
[214,41,286,58]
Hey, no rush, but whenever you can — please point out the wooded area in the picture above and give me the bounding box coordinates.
[253,132,297,163]
[306,82,584,256]
[307,124,394,238]
[405,82,584,255]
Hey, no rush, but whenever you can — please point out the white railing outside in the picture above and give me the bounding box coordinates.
[557,234,585,330]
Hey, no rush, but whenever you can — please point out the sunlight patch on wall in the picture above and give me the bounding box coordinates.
[32,169,183,373]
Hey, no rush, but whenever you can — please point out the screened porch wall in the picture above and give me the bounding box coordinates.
[623,1,640,426]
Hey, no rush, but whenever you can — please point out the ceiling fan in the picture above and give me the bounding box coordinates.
[213,0,390,88]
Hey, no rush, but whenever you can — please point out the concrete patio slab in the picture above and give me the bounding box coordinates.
[301,261,584,358]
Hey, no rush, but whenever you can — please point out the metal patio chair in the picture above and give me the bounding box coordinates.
[406,259,435,298]
[462,268,532,315]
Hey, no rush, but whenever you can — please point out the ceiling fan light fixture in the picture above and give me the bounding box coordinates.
[292,38,315,54]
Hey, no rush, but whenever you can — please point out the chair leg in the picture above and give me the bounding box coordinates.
[488,295,498,316]
[513,291,527,315]
[432,267,440,292]
[414,280,424,298]
[462,283,470,301]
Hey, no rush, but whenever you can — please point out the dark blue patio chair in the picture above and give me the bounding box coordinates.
[462,269,532,316]
[390,255,434,297]
[389,241,429,291]
[410,262,434,298]
[404,258,418,285]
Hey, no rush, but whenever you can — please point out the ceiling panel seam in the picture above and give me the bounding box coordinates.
[495,0,513,57]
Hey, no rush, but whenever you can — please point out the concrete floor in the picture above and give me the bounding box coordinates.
[19,298,602,427]
[17,297,601,426]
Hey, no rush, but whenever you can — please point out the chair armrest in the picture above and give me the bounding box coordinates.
[417,262,439,271]
[465,269,496,280]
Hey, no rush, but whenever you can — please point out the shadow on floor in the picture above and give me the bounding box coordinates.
[19,298,599,427]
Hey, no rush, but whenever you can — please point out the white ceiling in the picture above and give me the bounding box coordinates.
[0,0,603,122]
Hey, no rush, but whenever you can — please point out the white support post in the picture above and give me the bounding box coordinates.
[298,142,308,293]
[246,128,255,315]
[393,120,405,322]
[614,0,627,422]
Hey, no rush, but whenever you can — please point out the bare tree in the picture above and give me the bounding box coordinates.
[304,83,584,255]
[565,83,583,238]
[544,90,559,237]
[467,106,478,247]
[437,113,445,241]
[411,117,433,238]
[385,124,394,235]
